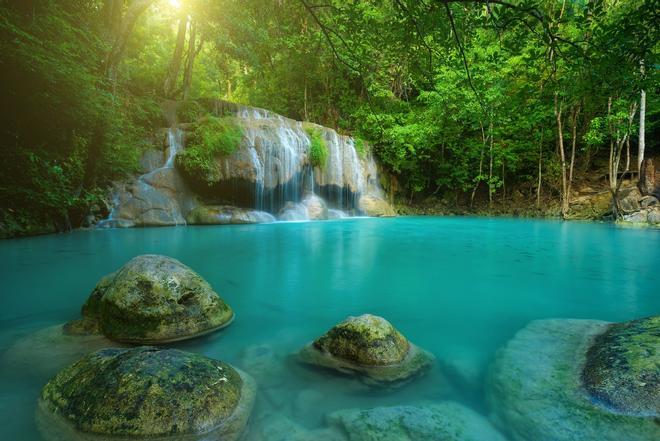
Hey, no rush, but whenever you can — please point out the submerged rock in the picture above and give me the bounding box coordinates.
[487,319,660,441]
[186,205,275,224]
[37,347,255,441]
[326,402,507,441]
[1,324,120,379]
[73,254,234,344]
[299,314,433,385]
[247,412,344,441]
[359,195,396,217]
[583,315,659,417]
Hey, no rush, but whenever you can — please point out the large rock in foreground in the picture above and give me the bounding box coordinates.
[583,315,659,417]
[299,314,433,386]
[75,254,233,343]
[327,402,507,441]
[487,319,660,441]
[37,347,255,441]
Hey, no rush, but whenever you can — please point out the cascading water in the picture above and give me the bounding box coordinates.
[98,101,393,228]
[232,105,386,220]
[98,128,188,228]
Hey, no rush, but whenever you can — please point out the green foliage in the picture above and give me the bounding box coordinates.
[354,138,368,159]
[2,0,659,237]
[0,2,162,236]
[177,100,204,123]
[175,116,243,183]
[306,128,329,168]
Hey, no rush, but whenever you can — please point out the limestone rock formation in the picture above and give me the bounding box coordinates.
[71,254,233,343]
[638,158,657,197]
[37,347,255,441]
[622,207,660,225]
[301,193,328,220]
[299,314,433,385]
[185,205,275,224]
[326,402,507,441]
[359,195,397,217]
[487,318,659,441]
[99,101,394,227]
[618,186,643,213]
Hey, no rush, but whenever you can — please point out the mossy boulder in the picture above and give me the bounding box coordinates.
[73,254,234,344]
[299,314,434,385]
[487,319,660,441]
[37,347,255,441]
[583,315,659,417]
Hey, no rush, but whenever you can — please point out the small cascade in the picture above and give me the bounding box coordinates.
[164,128,183,167]
[98,128,188,228]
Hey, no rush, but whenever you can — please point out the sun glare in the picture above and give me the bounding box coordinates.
[168,0,181,9]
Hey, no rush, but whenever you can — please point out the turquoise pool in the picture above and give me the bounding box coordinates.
[0,217,658,440]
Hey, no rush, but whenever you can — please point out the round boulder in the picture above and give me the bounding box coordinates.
[299,314,434,385]
[583,315,659,417]
[37,347,256,441]
[76,254,233,344]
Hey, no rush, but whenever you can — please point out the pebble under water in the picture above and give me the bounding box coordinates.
[0,217,658,440]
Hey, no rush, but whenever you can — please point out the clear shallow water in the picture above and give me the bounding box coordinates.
[0,217,658,440]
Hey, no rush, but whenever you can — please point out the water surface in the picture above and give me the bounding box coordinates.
[0,217,658,439]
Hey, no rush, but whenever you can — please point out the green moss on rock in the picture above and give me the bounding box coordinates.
[74,255,233,344]
[583,315,659,417]
[300,314,434,386]
[39,347,254,438]
[486,319,660,441]
[306,127,329,168]
[175,116,243,185]
[80,272,117,320]
[314,314,410,366]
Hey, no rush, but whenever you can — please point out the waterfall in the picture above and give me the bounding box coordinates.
[164,128,183,168]
[232,105,384,218]
[98,101,392,228]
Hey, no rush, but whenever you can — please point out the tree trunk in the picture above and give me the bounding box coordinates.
[488,121,493,208]
[182,20,204,100]
[567,103,580,215]
[163,11,189,98]
[608,98,638,219]
[536,128,544,209]
[554,93,568,218]
[103,0,155,81]
[638,60,646,171]
[470,121,487,207]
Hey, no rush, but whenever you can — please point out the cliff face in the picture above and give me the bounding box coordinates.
[99,101,394,228]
